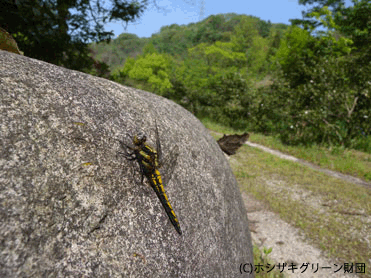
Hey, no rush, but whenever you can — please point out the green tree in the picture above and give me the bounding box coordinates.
[307,6,353,55]
[266,31,282,61]
[112,56,136,82]
[171,56,210,114]
[273,26,317,87]
[188,41,246,70]
[91,33,147,77]
[292,0,370,57]
[142,42,158,55]
[256,20,272,38]
[192,15,226,43]
[272,55,370,146]
[231,16,259,52]
[290,0,346,31]
[246,36,269,75]
[333,0,371,60]
[167,41,251,125]
[119,52,173,94]
[206,70,252,128]
[273,20,352,87]
[259,0,371,146]
[0,0,147,72]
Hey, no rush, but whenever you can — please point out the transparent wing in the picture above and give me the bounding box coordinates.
[155,119,162,165]
[161,145,179,187]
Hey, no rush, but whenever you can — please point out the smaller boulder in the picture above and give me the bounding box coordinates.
[217,133,249,155]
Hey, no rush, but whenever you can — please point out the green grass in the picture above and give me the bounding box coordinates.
[204,120,371,278]
[248,133,371,182]
[253,245,286,278]
[231,145,371,278]
[201,117,244,135]
[203,119,371,182]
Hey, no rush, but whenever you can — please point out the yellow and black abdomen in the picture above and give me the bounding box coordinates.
[150,169,182,235]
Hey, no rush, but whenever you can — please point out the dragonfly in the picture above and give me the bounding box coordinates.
[118,122,182,235]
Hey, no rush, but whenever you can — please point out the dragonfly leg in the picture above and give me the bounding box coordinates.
[138,163,153,188]
[117,151,136,160]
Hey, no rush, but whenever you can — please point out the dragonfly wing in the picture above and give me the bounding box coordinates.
[155,120,162,166]
[118,135,137,159]
[161,145,179,186]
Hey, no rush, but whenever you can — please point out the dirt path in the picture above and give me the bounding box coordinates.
[235,140,366,278]
[245,141,371,189]
[243,192,358,278]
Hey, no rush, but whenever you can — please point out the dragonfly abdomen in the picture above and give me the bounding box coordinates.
[150,170,182,235]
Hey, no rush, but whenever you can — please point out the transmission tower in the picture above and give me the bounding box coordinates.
[199,0,205,21]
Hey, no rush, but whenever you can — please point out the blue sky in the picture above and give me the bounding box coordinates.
[105,0,354,39]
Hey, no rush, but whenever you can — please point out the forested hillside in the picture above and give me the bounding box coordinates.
[90,5,371,153]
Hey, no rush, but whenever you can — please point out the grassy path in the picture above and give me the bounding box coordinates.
[208,128,371,278]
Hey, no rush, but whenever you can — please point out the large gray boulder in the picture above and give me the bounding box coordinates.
[0,50,254,277]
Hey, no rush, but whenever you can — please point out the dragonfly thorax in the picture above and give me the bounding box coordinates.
[133,132,146,146]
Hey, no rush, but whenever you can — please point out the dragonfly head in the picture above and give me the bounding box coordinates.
[133,132,146,146]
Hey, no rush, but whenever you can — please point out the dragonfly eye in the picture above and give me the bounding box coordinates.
[133,132,146,145]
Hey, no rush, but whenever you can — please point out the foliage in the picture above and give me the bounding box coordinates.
[246,36,270,75]
[147,14,277,60]
[256,20,272,38]
[290,0,346,31]
[192,15,227,44]
[150,24,192,56]
[0,0,147,72]
[307,6,353,56]
[105,14,289,131]
[266,31,282,60]
[91,33,147,73]
[95,10,370,151]
[231,16,260,52]
[188,41,246,69]
[273,23,353,88]
[0,27,23,55]
[254,55,371,147]
[114,52,173,94]
[333,0,371,59]
[292,0,370,57]
[254,0,369,148]
[162,40,252,128]
[273,26,317,87]
[142,42,158,55]
[206,70,252,129]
